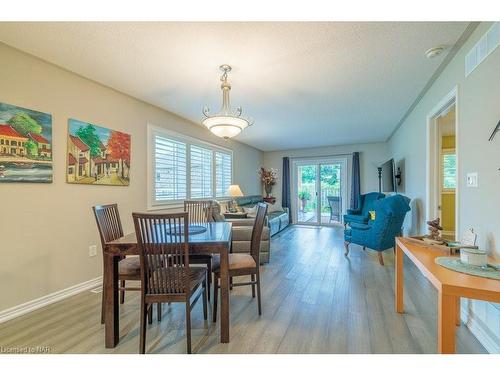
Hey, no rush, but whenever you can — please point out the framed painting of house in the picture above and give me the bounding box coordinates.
[0,102,53,183]
[66,119,130,186]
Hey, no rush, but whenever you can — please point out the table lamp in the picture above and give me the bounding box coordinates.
[227,184,244,212]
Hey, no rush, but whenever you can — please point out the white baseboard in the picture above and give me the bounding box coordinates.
[462,304,500,353]
[0,276,102,324]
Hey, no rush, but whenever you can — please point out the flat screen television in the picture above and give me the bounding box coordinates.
[380,158,396,193]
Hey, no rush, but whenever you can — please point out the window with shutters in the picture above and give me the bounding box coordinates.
[153,135,187,203]
[148,125,233,209]
[190,145,213,198]
[441,150,456,191]
[216,151,232,198]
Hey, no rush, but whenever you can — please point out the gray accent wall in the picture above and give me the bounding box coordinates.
[388,22,500,352]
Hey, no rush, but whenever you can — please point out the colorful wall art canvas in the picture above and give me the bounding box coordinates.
[0,102,53,183]
[67,119,130,186]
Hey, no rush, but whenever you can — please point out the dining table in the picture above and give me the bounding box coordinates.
[102,221,232,348]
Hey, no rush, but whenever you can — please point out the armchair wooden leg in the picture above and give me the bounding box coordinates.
[213,275,219,323]
[100,284,105,324]
[148,304,153,324]
[378,252,384,266]
[251,274,256,298]
[185,301,192,354]
[139,301,147,354]
[202,281,208,321]
[344,241,350,256]
[120,280,125,304]
[157,303,162,322]
[206,260,211,302]
[256,271,262,316]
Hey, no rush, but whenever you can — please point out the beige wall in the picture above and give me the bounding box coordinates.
[263,142,390,208]
[0,43,263,311]
[388,22,500,351]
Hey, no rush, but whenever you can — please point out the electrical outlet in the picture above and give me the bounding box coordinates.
[466,172,478,188]
[89,245,97,257]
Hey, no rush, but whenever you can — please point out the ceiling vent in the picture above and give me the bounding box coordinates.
[465,22,499,77]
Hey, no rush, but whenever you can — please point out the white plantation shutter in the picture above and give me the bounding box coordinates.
[216,151,232,197]
[154,135,187,202]
[149,125,234,208]
[190,145,213,198]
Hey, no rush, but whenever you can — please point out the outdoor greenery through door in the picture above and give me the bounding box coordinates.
[294,159,346,225]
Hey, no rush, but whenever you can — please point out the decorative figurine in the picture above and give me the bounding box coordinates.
[427,218,443,240]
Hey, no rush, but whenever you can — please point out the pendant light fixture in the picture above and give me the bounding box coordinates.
[202,64,252,139]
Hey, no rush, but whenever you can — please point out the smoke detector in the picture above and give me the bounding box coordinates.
[425,46,445,58]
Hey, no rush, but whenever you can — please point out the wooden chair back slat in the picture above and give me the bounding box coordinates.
[250,203,268,264]
[93,204,124,249]
[133,212,190,296]
[184,200,213,224]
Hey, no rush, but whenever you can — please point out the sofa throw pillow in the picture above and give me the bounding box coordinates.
[243,205,258,217]
[369,210,376,221]
[265,201,283,212]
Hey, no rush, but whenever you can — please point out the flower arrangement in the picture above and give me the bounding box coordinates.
[258,167,278,197]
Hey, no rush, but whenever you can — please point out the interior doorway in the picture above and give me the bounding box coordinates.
[426,87,459,241]
[437,105,456,239]
[291,157,347,226]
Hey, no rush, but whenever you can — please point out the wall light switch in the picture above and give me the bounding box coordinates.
[466,172,478,188]
[89,245,97,257]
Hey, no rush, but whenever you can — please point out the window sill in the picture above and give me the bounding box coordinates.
[148,202,184,211]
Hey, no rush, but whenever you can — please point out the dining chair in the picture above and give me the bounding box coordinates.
[133,212,208,354]
[93,204,160,324]
[212,202,267,322]
[184,200,214,300]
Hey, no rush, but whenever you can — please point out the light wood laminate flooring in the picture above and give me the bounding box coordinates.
[0,225,486,354]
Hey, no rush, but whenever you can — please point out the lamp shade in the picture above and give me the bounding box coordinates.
[227,184,244,197]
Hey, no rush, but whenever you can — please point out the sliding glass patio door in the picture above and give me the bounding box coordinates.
[292,158,347,226]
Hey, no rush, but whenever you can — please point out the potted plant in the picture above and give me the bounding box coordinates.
[298,191,311,211]
[258,167,278,197]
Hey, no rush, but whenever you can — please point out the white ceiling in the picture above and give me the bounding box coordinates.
[0,22,469,151]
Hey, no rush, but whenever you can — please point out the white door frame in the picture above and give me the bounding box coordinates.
[291,157,348,226]
[426,86,460,239]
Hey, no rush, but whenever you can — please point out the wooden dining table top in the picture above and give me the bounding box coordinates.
[105,221,232,254]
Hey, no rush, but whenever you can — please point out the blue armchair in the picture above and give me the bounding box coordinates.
[344,194,411,265]
[343,192,385,226]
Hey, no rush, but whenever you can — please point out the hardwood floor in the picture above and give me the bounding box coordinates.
[0,225,486,354]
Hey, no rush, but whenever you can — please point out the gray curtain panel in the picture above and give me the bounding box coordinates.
[282,157,292,223]
[350,152,360,209]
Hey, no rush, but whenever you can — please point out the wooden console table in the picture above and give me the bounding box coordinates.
[395,237,500,354]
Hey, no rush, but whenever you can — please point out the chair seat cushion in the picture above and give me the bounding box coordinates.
[118,256,140,276]
[149,267,206,293]
[212,253,257,272]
